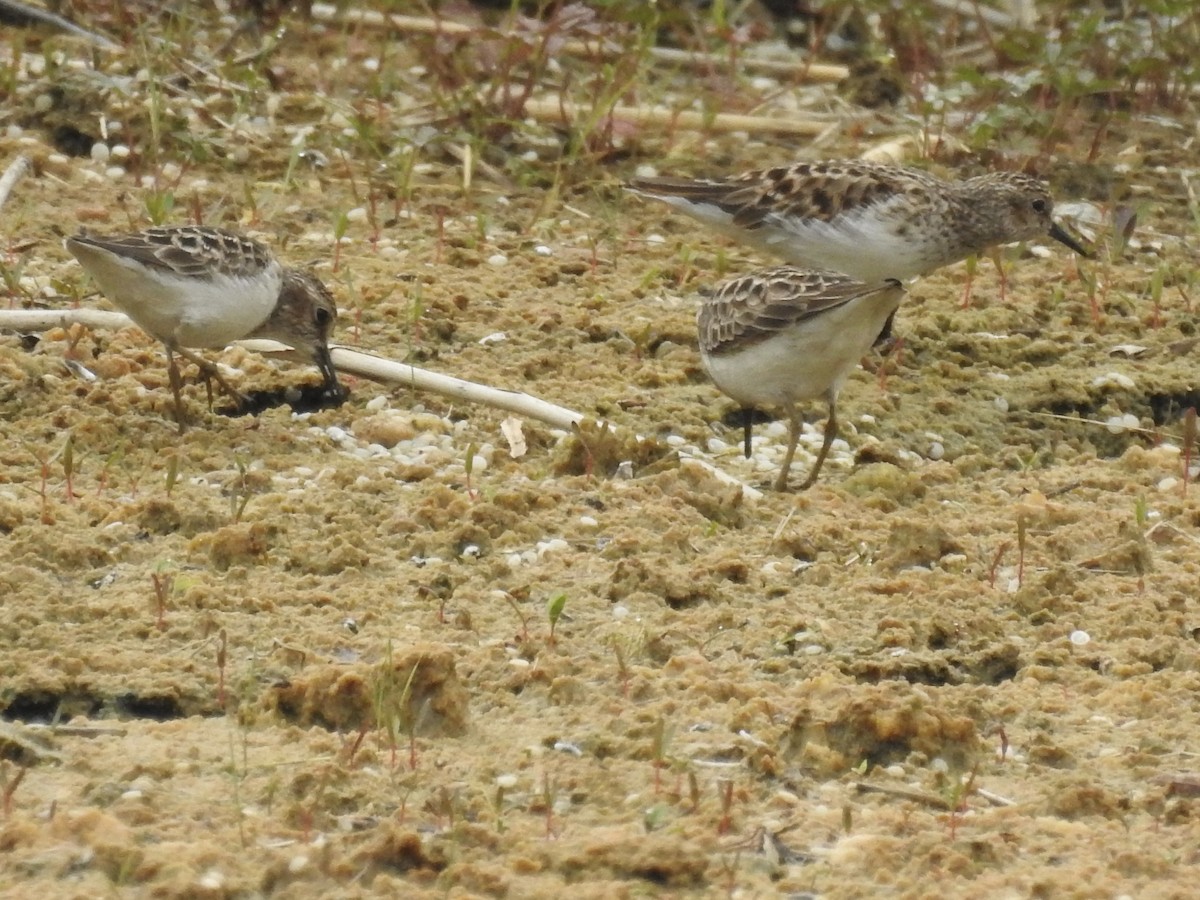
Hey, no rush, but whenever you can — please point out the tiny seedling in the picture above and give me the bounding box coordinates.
[1183,407,1197,496]
[716,778,735,835]
[150,567,174,631]
[332,209,349,272]
[945,765,979,841]
[988,541,1010,589]
[1016,514,1028,588]
[143,190,175,225]
[229,456,254,523]
[216,628,227,708]
[501,592,530,645]
[164,452,180,497]
[606,633,632,697]
[546,592,567,644]
[541,770,556,840]
[1134,496,1149,529]
[464,442,479,500]
[650,716,674,796]
[1,761,27,816]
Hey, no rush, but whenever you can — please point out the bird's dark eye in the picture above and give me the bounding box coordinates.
[314,307,333,327]
[1031,198,1048,213]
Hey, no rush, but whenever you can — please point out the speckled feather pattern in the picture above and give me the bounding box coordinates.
[71,226,278,281]
[629,161,1087,280]
[698,268,903,355]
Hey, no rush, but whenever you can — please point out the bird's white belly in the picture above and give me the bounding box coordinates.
[670,198,936,281]
[701,290,900,409]
[81,251,282,348]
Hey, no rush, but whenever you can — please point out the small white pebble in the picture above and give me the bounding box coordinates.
[197,870,225,890]
[365,395,388,412]
[478,332,507,345]
[993,396,1009,413]
[495,774,519,789]
[105,166,127,180]
[1092,371,1136,389]
[707,437,730,453]
[288,855,309,874]
[110,144,130,160]
[346,207,368,223]
[326,426,347,442]
[1105,413,1140,434]
[90,142,110,164]
[612,604,629,620]
[579,515,598,528]
[536,538,569,557]
[928,441,945,461]
[534,245,552,256]
[1069,630,1090,646]
[487,253,508,266]
[1157,477,1179,492]
[665,435,686,448]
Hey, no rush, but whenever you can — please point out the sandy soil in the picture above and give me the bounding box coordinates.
[3,6,1200,899]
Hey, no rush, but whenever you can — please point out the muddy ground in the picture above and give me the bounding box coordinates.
[2,5,1200,898]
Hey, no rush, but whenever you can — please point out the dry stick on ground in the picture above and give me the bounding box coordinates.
[309,4,850,83]
[521,98,847,138]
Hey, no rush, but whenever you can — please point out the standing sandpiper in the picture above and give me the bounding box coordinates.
[698,267,906,492]
[628,159,1090,280]
[65,225,344,430]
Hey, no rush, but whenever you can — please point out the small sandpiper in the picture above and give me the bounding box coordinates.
[698,267,906,492]
[65,225,344,431]
[629,159,1090,281]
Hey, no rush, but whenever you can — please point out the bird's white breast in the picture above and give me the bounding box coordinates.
[701,288,901,410]
[76,248,283,348]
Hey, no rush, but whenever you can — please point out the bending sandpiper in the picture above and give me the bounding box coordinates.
[698,267,906,492]
[66,225,343,430]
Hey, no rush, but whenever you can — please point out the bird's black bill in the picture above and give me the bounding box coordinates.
[316,348,348,404]
[742,407,753,459]
[1048,221,1091,258]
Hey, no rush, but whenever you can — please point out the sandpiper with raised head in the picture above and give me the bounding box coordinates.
[629,160,1090,281]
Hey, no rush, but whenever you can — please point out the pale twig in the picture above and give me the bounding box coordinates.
[308,4,849,82]
[522,98,850,137]
[0,155,32,214]
[853,781,953,809]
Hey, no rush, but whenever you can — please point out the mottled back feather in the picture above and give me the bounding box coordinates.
[698,268,904,354]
